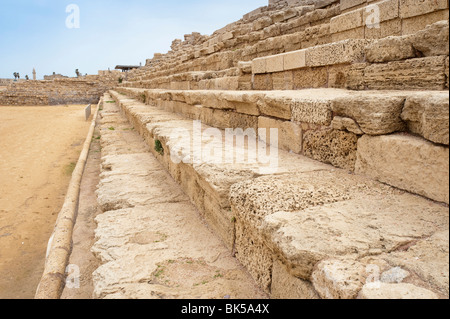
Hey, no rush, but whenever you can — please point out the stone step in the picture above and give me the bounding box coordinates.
[92,93,268,299]
[114,87,449,204]
[125,2,448,91]
[124,19,448,92]
[108,90,449,299]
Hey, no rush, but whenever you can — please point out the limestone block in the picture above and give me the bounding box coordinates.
[283,49,306,71]
[332,92,407,135]
[289,89,352,125]
[303,129,358,170]
[365,36,416,63]
[345,63,367,90]
[306,39,368,67]
[234,218,274,293]
[402,92,449,145]
[410,20,449,57]
[328,64,353,88]
[364,56,447,90]
[260,190,449,280]
[365,18,402,39]
[399,0,448,19]
[363,0,399,24]
[358,283,438,299]
[220,91,264,116]
[258,116,302,154]
[271,260,319,299]
[272,71,294,90]
[260,92,293,120]
[331,116,364,135]
[385,231,450,295]
[252,57,267,74]
[355,134,450,204]
[402,9,449,35]
[292,67,328,89]
[330,8,364,34]
[253,74,273,90]
[331,27,365,42]
[266,54,285,73]
[312,259,366,299]
[341,0,367,11]
[253,16,273,31]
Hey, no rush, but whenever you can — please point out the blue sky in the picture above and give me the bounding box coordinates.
[0,0,266,79]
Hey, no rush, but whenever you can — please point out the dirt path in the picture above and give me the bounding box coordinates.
[0,105,93,299]
[61,116,102,299]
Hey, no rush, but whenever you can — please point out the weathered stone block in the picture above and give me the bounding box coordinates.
[363,0,399,24]
[290,89,352,125]
[399,0,448,19]
[253,74,273,90]
[341,0,367,11]
[312,259,366,299]
[364,56,447,90]
[292,67,328,89]
[266,54,285,73]
[410,20,449,57]
[260,92,293,120]
[331,27,365,42]
[283,49,306,71]
[258,116,302,154]
[356,134,450,204]
[271,260,319,299]
[252,57,267,74]
[330,8,364,34]
[272,71,294,90]
[365,35,416,63]
[332,92,407,135]
[401,92,449,145]
[365,18,402,39]
[306,39,368,67]
[303,129,358,170]
[402,9,449,35]
[331,116,364,135]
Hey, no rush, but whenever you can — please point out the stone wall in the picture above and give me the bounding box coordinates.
[0,73,122,106]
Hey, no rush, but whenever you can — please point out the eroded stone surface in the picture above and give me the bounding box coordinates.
[356,134,450,204]
[402,91,449,145]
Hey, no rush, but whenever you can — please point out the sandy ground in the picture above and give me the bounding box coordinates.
[0,105,93,299]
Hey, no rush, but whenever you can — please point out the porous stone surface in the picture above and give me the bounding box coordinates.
[303,129,358,170]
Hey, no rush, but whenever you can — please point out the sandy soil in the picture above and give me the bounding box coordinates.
[0,105,93,299]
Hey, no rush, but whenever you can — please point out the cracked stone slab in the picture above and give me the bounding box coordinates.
[261,193,448,280]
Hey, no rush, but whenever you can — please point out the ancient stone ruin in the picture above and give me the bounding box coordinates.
[2,0,448,300]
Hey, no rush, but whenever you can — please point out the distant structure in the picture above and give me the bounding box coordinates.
[115,65,141,72]
[43,72,69,81]
[32,68,36,81]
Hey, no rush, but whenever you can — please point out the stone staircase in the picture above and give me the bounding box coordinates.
[92,0,449,299]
